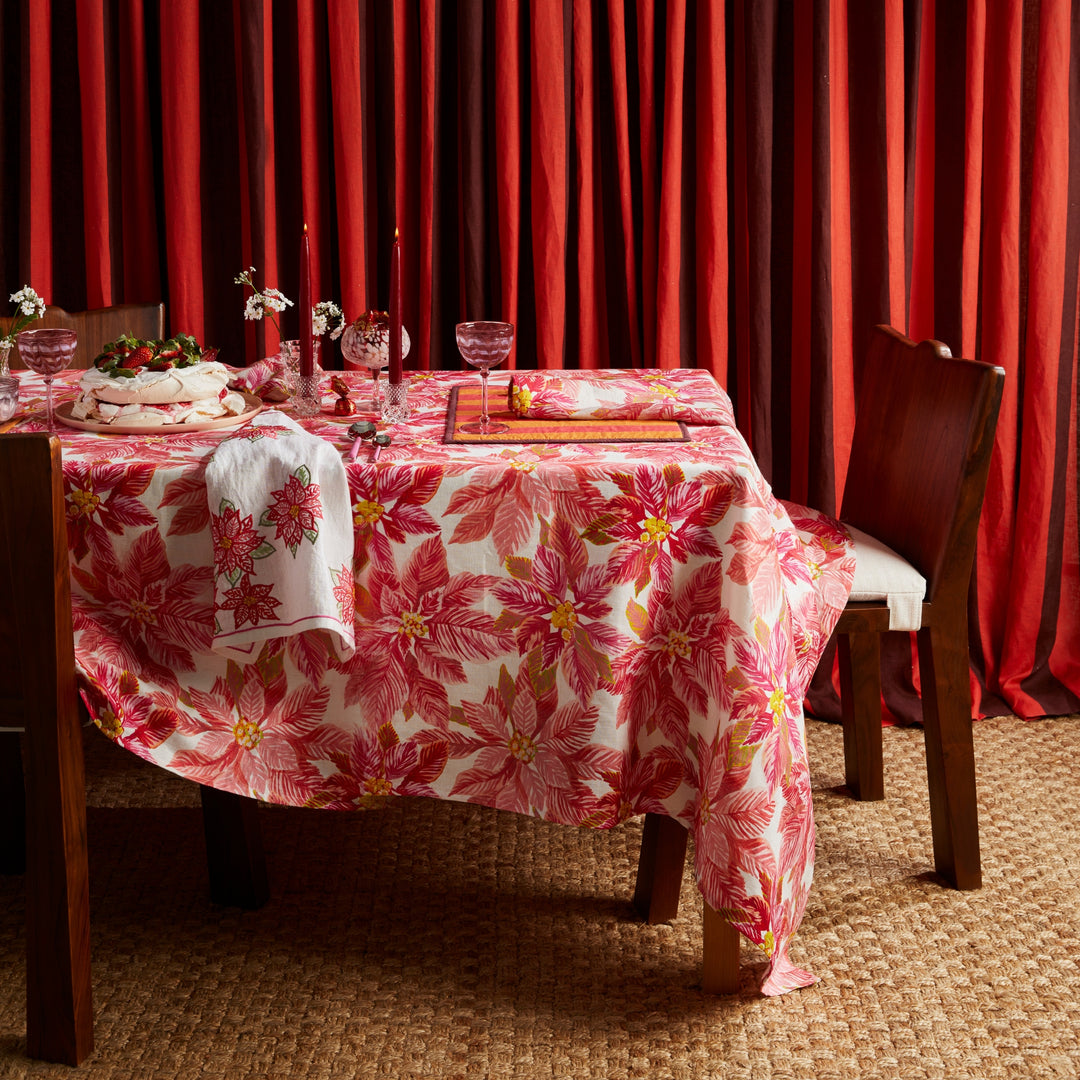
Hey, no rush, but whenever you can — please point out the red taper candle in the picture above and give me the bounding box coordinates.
[389,227,402,385]
[299,224,313,377]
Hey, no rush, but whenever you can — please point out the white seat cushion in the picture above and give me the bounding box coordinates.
[843,523,927,631]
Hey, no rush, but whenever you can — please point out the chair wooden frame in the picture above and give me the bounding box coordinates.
[1,434,267,1065]
[2,302,165,370]
[1,434,92,1064]
[632,326,1005,973]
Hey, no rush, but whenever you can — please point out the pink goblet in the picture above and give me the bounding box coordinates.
[456,321,513,435]
[17,328,78,432]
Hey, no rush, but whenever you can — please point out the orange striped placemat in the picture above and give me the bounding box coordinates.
[444,385,690,443]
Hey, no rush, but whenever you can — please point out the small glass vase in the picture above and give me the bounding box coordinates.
[279,339,322,397]
[0,341,11,379]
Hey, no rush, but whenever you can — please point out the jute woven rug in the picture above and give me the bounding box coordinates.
[1,714,1078,1079]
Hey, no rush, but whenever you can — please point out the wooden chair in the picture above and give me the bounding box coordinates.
[0,434,267,1065]
[633,326,1005,962]
[2,302,165,369]
[0,434,92,1064]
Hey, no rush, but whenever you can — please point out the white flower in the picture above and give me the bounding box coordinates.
[236,268,292,337]
[312,300,345,340]
[262,288,292,313]
[3,285,45,345]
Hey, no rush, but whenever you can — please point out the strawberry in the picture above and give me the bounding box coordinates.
[119,345,155,370]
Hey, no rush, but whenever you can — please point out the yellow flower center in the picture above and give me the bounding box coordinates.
[769,686,786,723]
[809,559,822,581]
[618,798,635,823]
[219,535,233,550]
[97,710,123,741]
[353,499,384,526]
[512,386,533,411]
[508,730,538,763]
[550,600,578,640]
[639,516,673,544]
[665,629,691,659]
[128,599,157,626]
[70,488,100,516]
[699,793,711,826]
[510,461,537,473]
[365,776,393,796]
[232,716,263,749]
[289,504,300,519]
[398,610,428,638]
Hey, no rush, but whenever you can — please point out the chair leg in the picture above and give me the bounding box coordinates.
[838,632,885,801]
[199,785,270,909]
[24,709,93,1065]
[633,812,688,923]
[0,730,26,874]
[702,904,740,993]
[917,624,982,889]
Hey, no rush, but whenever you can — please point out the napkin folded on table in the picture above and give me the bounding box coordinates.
[230,357,291,401]
[507,368,735,425]
[205,409,356,661]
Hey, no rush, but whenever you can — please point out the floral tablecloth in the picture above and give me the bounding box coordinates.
[8,367,854,995]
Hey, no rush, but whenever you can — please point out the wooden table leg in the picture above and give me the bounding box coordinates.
[702,904,740,994]
[199,785,269,909]
[633,812,688,924]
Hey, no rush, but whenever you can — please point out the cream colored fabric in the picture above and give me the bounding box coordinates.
[844,523,927,631]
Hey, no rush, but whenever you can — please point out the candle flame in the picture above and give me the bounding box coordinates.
[394,226,399,242]
[303,222,309,234]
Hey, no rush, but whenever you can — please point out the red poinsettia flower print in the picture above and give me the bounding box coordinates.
[78,658,181,752]
[70,526,213,682]
[492,515,629,705]
[261,467,323,554]
[64,461,157,562]
[728,613,805,789]
[678,728,774,921]
[583,740,686,828]
[219,576,282,629]
[169,656,343,804]
[211,502,272,582]
[589,463,725,594]
[330,563,355,627]
[336,535,512,728]
[614,561,741,743]
[446,455,606,560]
[347,462,443,572]
[448,648,621,821]
[316,720,448,808]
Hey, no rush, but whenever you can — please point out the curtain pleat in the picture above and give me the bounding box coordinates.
[7,0,1080,722]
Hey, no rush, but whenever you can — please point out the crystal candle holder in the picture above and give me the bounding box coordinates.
[0,375,18,423]
[292,373,322,418]
[383,381,409,423]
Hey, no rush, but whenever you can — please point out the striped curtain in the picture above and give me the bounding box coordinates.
[1,0,1077,721]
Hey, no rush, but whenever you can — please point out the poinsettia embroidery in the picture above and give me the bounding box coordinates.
[210,499,275,584]
[261,465,323,555]
[219,575,282,628]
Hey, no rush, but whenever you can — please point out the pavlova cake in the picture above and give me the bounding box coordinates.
[71,334,249,426]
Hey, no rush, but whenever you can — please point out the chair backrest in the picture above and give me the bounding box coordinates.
[0,433,93,1062]
[840,325,1005,608]
[3,302,165,369]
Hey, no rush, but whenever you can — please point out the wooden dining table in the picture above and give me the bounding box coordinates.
[7,364,854,997]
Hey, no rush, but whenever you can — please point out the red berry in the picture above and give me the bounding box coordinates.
[119,345,155,369]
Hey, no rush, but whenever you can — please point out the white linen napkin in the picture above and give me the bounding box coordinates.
[205,409,356,661]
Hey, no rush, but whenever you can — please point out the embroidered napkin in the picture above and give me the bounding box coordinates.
[230,357,291,401]
[205,409,356,661]
[507,368,735,425]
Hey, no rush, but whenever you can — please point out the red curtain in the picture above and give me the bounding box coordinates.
[2,0,1078,722]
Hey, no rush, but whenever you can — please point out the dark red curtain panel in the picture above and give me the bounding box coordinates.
[2,0,1078,722]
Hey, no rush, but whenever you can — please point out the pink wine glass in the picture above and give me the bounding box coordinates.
[17,328,78,432]
[456,321,513,435]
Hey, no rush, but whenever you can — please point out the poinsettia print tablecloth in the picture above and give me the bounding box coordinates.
[10,366,854,996]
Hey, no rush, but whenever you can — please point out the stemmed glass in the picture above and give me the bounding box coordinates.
[340,318,411,416]
[456,321,513,435]
[17,328,78,432]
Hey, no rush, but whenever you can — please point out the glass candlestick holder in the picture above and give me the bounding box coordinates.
[292,373,322,418]
[383,381,410,423]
